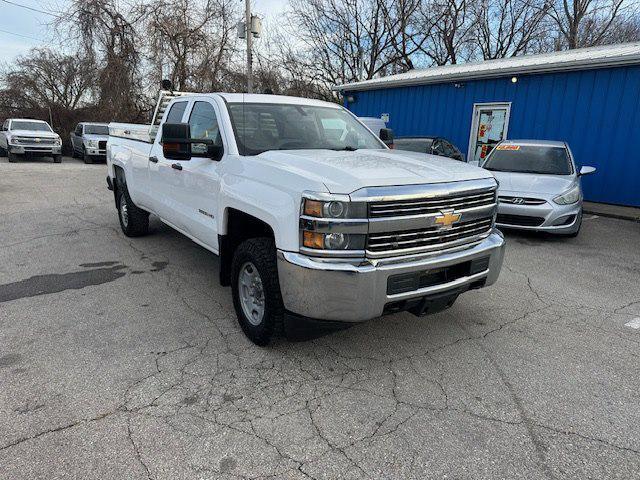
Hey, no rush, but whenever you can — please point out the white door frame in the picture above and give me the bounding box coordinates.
[467,102,512,163]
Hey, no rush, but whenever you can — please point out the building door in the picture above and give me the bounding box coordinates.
[468,103,511,163]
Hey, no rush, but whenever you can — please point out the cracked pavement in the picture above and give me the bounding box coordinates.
[1,156,639,479]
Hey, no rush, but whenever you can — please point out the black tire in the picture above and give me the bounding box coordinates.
[231,238,284,346]
[83,148,92,164]
[53,155,62,163]
[117,183,149,237]
[0,146,6,156]
[7,152,18,163]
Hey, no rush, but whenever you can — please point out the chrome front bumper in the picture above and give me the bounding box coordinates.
[9,145,61,155]
[277,230,505,322]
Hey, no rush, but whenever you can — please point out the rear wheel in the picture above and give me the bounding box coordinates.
[231,238,284,346]
[117,182,149,237]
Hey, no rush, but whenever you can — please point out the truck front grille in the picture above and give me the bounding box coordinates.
[15,137,56,145]
[367,217,493,254]
[369,190,496,218]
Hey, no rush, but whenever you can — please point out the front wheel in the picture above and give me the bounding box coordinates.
[83,148,92,164]
[7,152,19,163]
[53,155,62,163]
[231,238,284,346]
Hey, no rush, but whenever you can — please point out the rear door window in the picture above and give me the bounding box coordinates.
[166,102,188,123]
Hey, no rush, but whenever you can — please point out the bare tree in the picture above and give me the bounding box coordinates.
[58,0,147,122]
[546,0,628,49]
[287,0,409,91]
[0,48,97,147]
[417,0,475,65]
[471,0,550,59]
[138,0,239,92]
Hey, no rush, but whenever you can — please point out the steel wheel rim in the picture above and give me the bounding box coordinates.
[120,194,129,228]
[238,261,265,326]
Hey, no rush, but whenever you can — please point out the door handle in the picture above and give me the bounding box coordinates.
[149,156,158,163]
[171,163,183,171]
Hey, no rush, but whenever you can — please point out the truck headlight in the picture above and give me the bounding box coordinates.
[553,185,580,205]
[86,140,98,148]
[54,138,62,146]
[303,199,366,219]
[303,231,366,250]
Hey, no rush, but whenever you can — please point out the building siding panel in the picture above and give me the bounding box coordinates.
[346,65,640,207]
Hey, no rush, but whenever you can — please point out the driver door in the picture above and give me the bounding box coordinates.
[173,100,225,251]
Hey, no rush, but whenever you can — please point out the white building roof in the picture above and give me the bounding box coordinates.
[335,42,640,92]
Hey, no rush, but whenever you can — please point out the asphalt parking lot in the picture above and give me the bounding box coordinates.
[1,155,639,479]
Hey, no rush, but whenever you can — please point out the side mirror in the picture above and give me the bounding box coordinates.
[379,128,394,147]
[579,165,596,176]
[207,144,224,161]
[162,123,192,160]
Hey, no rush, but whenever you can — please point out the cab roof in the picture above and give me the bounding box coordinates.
[212,93,342,109]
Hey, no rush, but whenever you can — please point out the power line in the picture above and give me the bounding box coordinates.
[0,0,63,18]
[0,27,44,42]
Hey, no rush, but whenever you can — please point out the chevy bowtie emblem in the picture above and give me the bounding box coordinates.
[435,210,461,229]
[34,138,41,143]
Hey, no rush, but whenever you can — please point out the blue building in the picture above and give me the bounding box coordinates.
[338,43,640,207]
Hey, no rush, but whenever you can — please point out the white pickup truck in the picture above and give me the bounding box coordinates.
[0,118,63,163]
[107,92,505,345]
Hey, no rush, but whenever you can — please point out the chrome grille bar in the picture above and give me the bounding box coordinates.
[370,191,495,218]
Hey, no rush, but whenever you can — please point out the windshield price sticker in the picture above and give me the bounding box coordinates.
[496,145,520,151]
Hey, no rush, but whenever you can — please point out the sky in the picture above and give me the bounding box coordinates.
[0,0,288,64]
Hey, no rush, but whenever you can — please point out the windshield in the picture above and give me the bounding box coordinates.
[11,121,52,132]
[395,138,434,154]
[227,103,384,155]
[84,125,109,135]
[483,145,573,175]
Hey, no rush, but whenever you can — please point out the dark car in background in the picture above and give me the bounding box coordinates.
[394,136,465,161]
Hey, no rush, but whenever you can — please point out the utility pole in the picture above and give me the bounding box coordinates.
[245,0,253,93]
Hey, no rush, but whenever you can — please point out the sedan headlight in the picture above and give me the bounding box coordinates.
[85,139,98,148]
[553,185,581,205]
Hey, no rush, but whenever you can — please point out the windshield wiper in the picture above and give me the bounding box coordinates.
[332,146,358,151]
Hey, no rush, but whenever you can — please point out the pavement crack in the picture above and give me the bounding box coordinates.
[0,409,120,452]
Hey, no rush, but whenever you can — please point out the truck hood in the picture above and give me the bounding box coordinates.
[9,130,59,139]
[83,134,109,142]
[491,171,576,197]
[255,149,494,194]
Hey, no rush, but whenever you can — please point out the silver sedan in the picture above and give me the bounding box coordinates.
[480,140,595,236]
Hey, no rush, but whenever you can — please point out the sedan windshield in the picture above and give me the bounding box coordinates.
[11,121,52,132]
[85,125,109,135]
[227,103,385,155]
[483,145,573,175]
